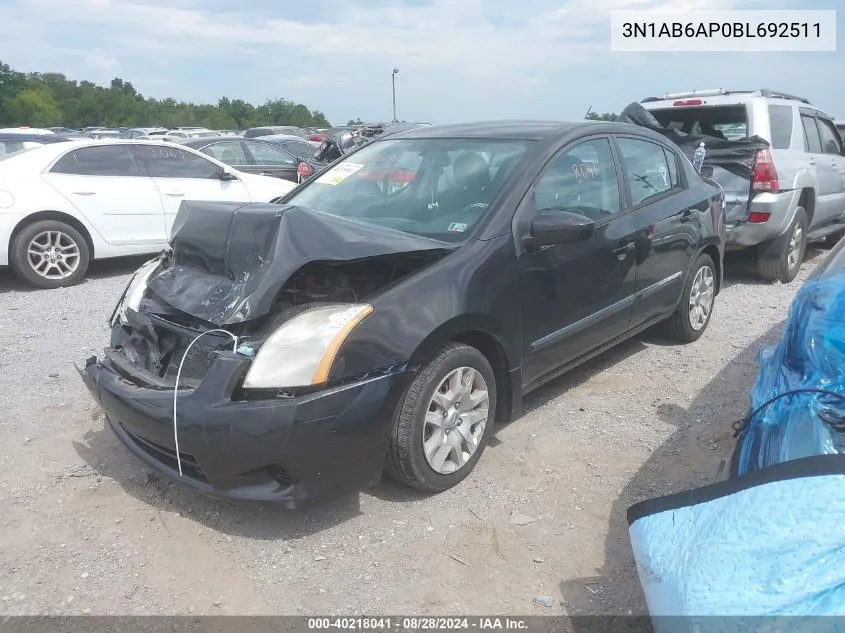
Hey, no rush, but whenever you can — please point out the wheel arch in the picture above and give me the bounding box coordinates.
[700,244,722,294]
[798,188,815,226]
[409,316,518,426]
[9,211,96,264]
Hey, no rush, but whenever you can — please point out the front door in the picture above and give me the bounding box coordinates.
[517,136,638,389]
[42,144,166,245]
[242,140,299,183]
[132,144,251,237]
[613,135,698,326]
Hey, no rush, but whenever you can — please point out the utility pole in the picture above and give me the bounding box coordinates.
[392,68,399,122]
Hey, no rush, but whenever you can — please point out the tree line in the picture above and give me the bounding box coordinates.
[0,60,331,130]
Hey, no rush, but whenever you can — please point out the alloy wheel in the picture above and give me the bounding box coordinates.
[26,230,81,280]
[787,223,804,270]
[423,366,489,474]
[688,265,715,331]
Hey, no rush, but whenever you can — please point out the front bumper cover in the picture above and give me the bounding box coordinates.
[78,350,412,506]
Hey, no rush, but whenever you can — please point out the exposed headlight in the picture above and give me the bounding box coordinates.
[243,304,373,389]
[110,258,162,326]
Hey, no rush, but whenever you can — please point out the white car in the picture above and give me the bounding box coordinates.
[0,139,297,288]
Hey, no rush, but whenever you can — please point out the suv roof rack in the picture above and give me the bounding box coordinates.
[641,89,811,105]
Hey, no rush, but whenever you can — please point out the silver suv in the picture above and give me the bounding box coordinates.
[640,89,845,282]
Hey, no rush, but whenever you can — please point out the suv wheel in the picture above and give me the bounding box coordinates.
[385,342,496,491]
[758,206,807,283]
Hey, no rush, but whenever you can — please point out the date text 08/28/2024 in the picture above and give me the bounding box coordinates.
[307,617,530,630]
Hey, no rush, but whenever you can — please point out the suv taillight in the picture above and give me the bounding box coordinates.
[751,148,778,192]
[297,162,312,177]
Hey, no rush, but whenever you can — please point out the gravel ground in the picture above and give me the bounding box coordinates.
[0,248,826,616]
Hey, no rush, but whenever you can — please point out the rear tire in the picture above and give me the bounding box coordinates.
[757,207,807,283]
[385,343,496,492]
[10,220,90,289]
[662,253,716,343]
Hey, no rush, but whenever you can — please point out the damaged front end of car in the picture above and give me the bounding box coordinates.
[79,200,454,505]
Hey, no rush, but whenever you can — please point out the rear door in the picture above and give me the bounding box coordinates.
[613,135,699,326]
[241,140,299,182]
[132,144,251,237]
[799,109,838,224]
[813,115,845,225]
[517,136,638,388]
[42,144,166,245]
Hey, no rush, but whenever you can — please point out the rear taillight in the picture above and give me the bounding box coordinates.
[297,162,312,177]
[673,99,703,106]
[748,212,770,223]
[751,148,778,192]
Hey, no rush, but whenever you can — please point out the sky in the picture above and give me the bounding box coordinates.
[1,0,842,126]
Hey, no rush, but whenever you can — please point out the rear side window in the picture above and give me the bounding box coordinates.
[616,138,677,206]
[51,146,141,176]
[663,147,680,187]
[202,141,248,164]
[135,145,221,179]
[817,118,843,155]
[245,141,297,166]
[0,140,25,156]
[801,115,823,153]
[768,105,794,149]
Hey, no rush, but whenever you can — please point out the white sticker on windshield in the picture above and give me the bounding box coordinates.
[448,222,469,232]
[316,162,364,185]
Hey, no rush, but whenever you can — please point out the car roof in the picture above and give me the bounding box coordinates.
[0,138,220,167]
[385,120,614,141]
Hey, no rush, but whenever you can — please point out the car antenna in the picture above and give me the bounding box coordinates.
[584,105,593,118]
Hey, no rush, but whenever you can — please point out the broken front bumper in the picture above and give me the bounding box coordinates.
[77,350,412,506]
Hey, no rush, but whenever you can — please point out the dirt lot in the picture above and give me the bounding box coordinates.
[0,249,825,616]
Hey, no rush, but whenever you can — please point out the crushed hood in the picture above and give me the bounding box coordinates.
[146,201,454,326]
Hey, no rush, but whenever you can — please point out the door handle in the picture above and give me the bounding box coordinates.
[165,192,184,197]
[809,157,816,165]
[72,191,95,196]
[612,242,635,260]
[831,160,838,168]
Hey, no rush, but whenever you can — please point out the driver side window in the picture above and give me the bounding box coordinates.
[533,138,620,220]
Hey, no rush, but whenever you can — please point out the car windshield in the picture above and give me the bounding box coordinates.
[285,138,530,242]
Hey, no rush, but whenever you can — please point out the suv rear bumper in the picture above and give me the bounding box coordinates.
[726,190,800,248]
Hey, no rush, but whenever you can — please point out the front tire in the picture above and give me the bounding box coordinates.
[10,220,90,289]
[385,343,496,491]
[758,206,807,283]
[662,253,716,343]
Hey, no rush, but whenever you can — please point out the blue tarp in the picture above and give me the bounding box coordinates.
[627,266,845,628]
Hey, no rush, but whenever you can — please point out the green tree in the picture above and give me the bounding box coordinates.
[4,86,62,127]
[347,118,364,126]
[585,111,618,122]
[0,59,332,130]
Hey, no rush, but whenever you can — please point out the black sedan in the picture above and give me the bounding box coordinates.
[78,121,726,506]
[178,137,301,183]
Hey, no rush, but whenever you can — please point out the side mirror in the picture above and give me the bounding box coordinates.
[524,211,595,247]
[216,168,238,181]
